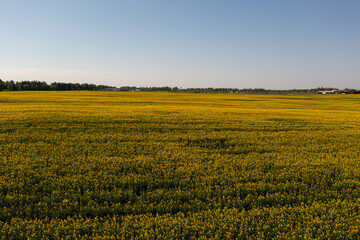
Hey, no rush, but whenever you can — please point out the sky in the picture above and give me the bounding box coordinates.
[1,0,360,89]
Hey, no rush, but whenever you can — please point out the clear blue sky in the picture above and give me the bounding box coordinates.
[1,0,360,89]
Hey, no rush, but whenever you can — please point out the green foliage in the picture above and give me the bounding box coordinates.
[0,80,115,91]
[1,92,360,238]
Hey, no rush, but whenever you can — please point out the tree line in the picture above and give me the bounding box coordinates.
[1,79,359,94]
[115,86,360,94]
[0,80,115,91]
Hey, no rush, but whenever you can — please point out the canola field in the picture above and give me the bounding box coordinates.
[1,91,360,239]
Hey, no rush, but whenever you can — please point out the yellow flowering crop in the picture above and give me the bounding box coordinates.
[1,91,360,239]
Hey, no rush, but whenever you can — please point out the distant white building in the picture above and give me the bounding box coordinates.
[318,90,348,94]
[318,90,336,94]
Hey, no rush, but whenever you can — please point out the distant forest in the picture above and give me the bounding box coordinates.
[1,79,359,94]
[0,80,114,91]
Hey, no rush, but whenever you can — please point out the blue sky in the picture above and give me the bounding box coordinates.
[1,0,360,89]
